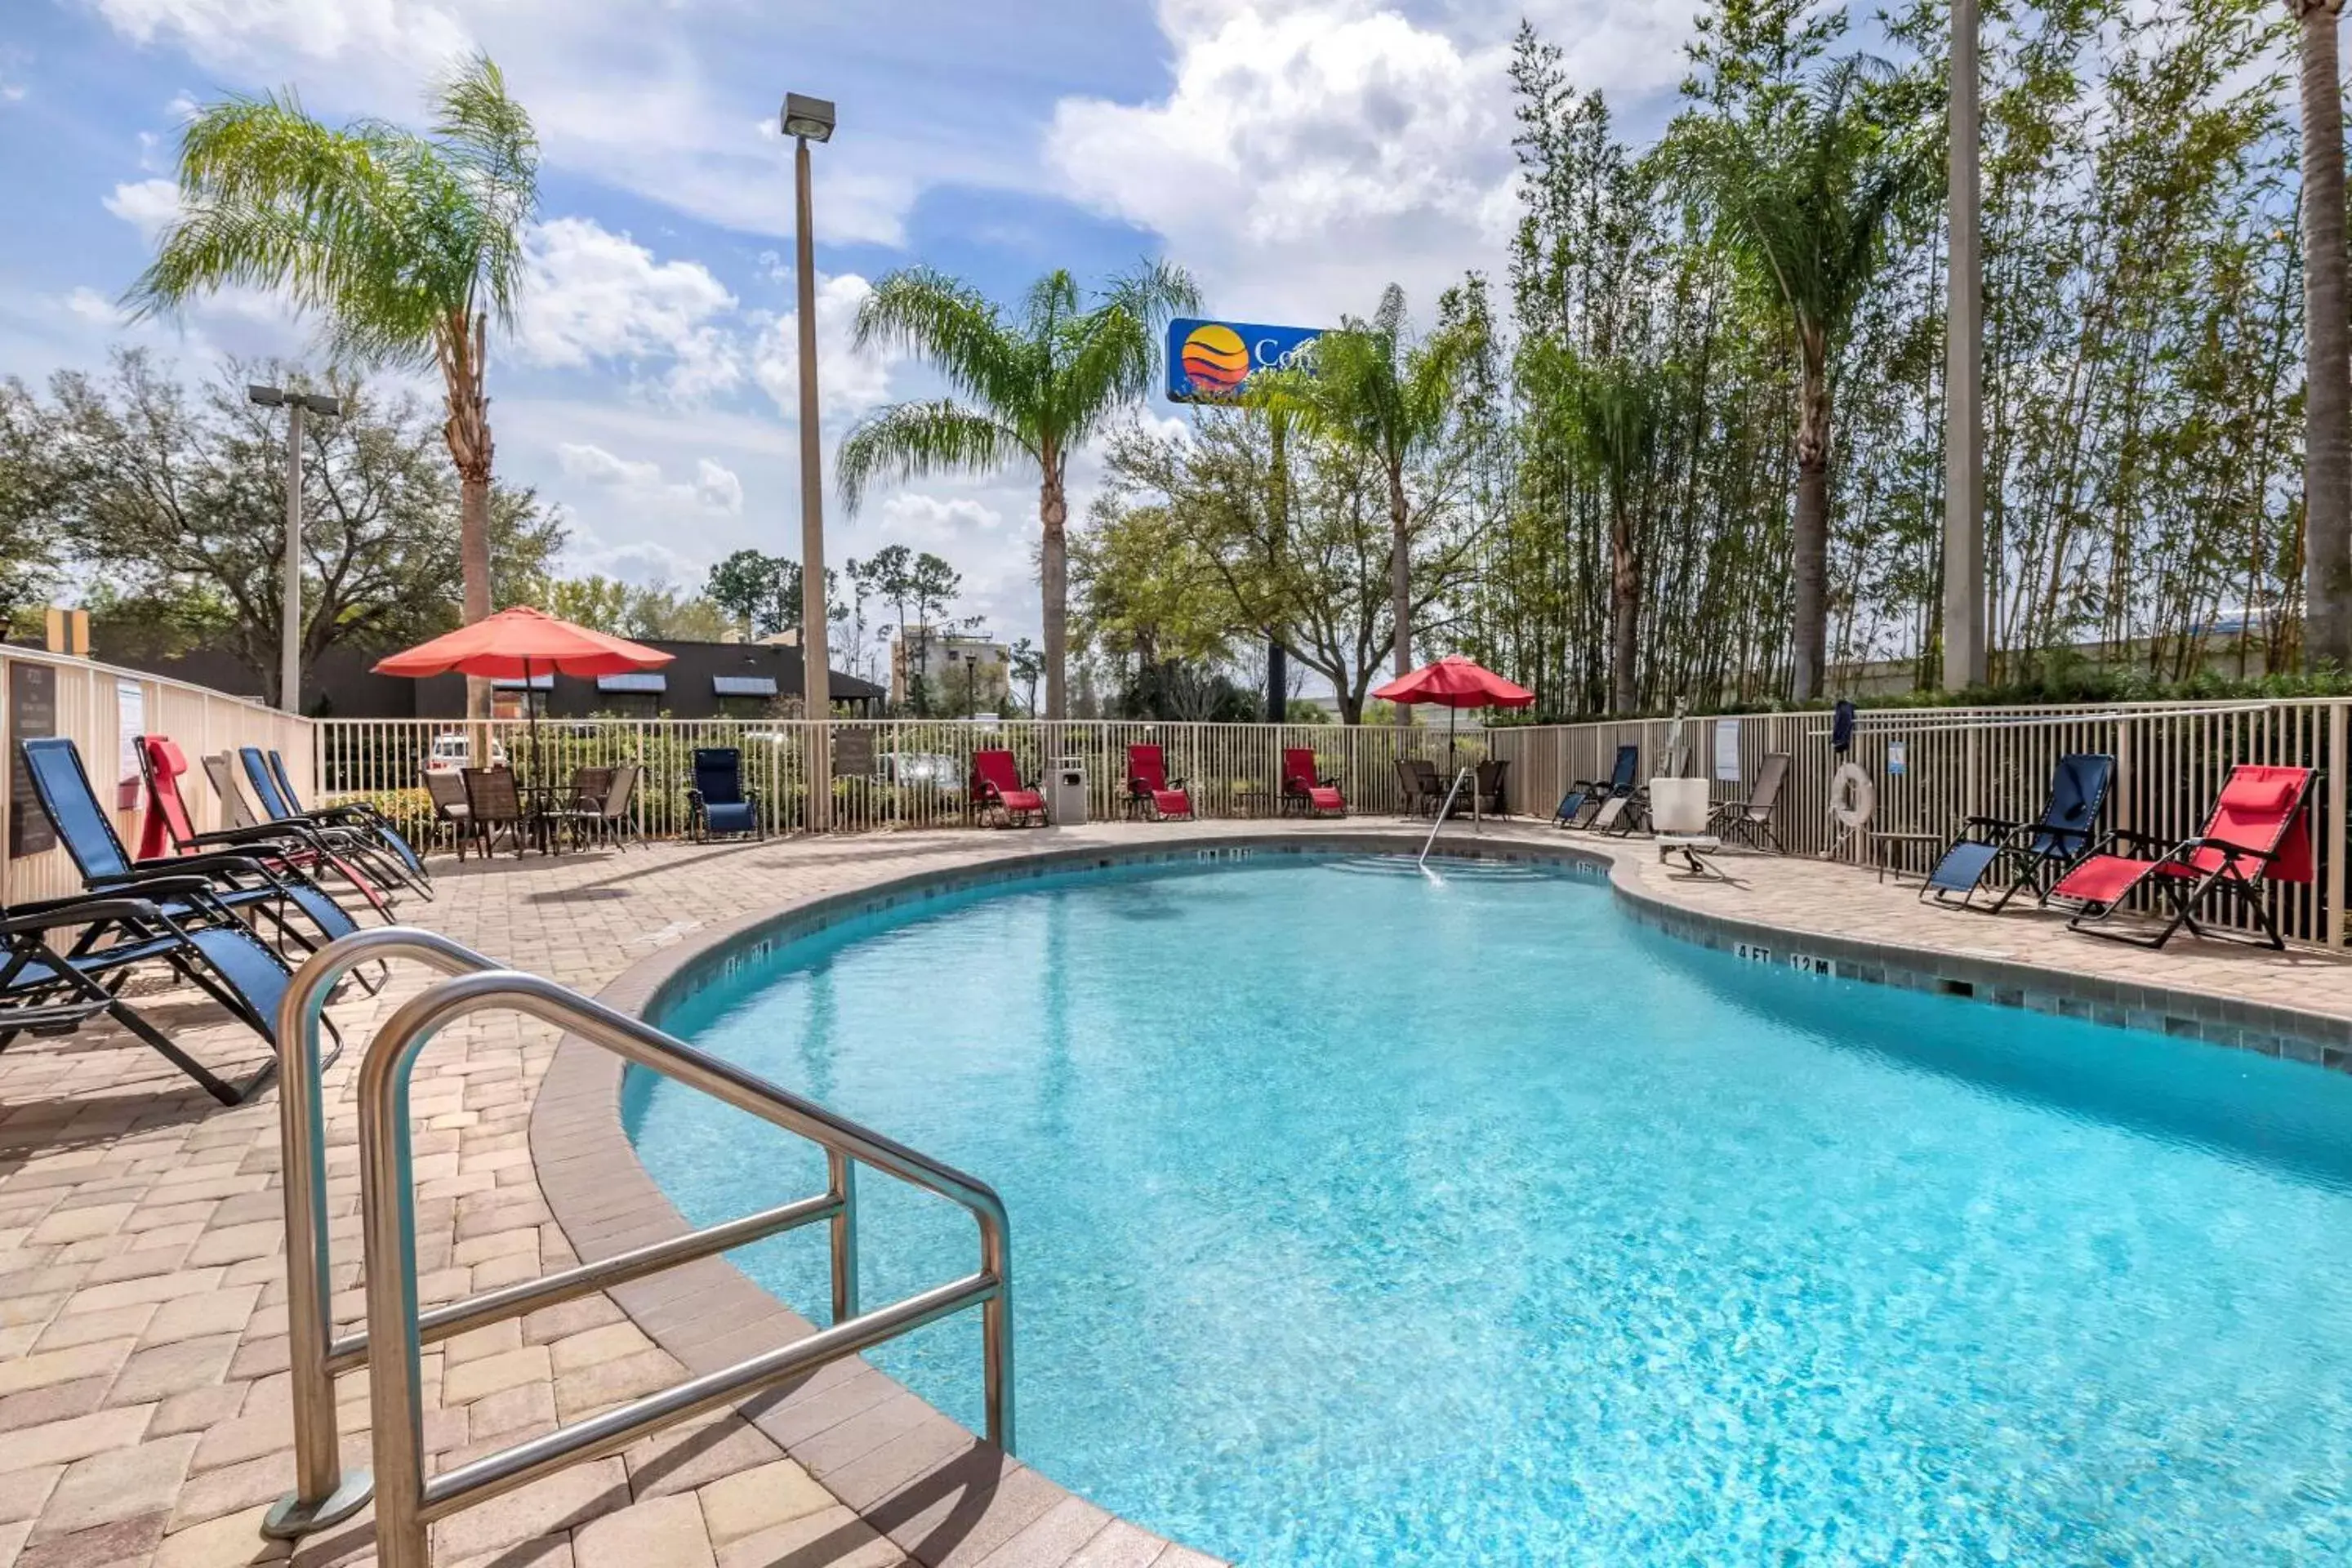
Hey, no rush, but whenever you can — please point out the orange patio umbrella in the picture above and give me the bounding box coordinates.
[373,606,672,778]
[1373,654,1535,768]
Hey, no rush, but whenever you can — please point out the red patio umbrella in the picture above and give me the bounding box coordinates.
[373,606,672,780]
[1373,655,1535,770]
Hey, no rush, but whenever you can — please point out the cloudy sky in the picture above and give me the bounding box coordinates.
[0,0,1704,652]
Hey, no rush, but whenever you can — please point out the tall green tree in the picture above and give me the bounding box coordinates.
[836,261,1200,719]
[127,54,540,718]
[1250,285,1480,718]
[1539,345,1668,712]
[42,351,562,706]
[1668,52,1935,699]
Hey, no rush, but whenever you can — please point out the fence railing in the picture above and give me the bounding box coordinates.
[1487,700,2351,947]
[2,648,314,906]
[311,718,1455,840]
[311,702,2351,947]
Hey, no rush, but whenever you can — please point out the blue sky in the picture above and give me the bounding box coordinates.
[0,0,1705,679]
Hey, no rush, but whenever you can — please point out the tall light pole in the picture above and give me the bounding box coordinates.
[783,91,836,830]
[248,385,342,713]
[1940,0,1987,690]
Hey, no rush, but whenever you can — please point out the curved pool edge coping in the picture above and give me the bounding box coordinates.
[529,826,2352,1568]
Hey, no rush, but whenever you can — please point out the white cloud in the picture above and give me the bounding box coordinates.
[516,217,741,399]
[751,271,897,428]
[104,178,182,242]
[1048,1,1517,318]
[64,288,124,324]
[556,441,745,519]
[88,0,471,75]
[878,492,1005,546]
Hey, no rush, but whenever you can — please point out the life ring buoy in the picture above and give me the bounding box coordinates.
[1829,762,1876,830]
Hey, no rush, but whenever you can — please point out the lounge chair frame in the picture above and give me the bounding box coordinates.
[2054,767,2316,951]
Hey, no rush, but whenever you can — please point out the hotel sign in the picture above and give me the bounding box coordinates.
[1165,318,1325,403]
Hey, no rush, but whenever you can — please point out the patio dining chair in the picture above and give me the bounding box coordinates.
[1474,758,1510,816]
[423,770,472,860]
[1396,758,1440,817]
[461,767,530,858]
[544,766,614,851]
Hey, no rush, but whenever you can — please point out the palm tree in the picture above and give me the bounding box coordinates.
[1668,59,1931,700]
[127,56,538,719]
[837,262,1199,719]
[2296,0,2352,668]
[1250,285,1476,722]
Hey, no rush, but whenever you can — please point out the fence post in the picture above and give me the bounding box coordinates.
[2332,702,2347,949]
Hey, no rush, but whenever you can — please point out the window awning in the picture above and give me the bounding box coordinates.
[596,673,667,693]
[490,674,553,690]
[712,675,777,697]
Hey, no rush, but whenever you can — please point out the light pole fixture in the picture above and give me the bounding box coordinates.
[782,90,835,827]
[249,385,343,713]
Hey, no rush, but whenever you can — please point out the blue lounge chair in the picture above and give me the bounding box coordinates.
[1922,752,2115,911]
[1555,745,1640,830]
[20,737,374,977]
[0,882,322,1105]
[240,747,427,898]
[262,748,431,895]
[688,748,763,840]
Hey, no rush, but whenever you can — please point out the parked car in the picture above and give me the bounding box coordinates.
[424,732,509,773]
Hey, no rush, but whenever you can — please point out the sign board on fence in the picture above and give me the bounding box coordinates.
[1887,740,1908,776]
[7,662,57,858]
[1713,718,1742,783]
[831,726,875,779]
[117,679,147,810]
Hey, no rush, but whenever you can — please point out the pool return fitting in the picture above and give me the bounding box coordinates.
[263,927,1013,1567]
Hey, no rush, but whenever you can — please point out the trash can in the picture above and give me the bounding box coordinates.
[1046,756,1088,826]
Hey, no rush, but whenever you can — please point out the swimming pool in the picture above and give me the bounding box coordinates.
[627,854,2352,1566]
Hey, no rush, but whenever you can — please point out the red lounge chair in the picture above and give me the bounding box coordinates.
[1125,745,1194,821]
[2051,764,2315,950]
[1281,748,1345,817]
[136,735,395,918]
[972,750,1048,828]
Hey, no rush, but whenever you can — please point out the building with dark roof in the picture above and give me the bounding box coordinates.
[89,630,886,719]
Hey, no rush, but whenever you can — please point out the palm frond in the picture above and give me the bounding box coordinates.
[835,400,1031,510]
[431,53,541,330]
[853,269,1036,418]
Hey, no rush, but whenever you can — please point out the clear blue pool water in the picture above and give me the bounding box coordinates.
[626,854,2352,1566]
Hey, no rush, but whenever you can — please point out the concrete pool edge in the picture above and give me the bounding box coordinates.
[528,825,2352,1566]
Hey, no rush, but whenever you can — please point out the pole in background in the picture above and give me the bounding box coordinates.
[250,385,342,714]
[785,92,837,829]
[1940,0,1987,691]
[1267,413,1290,723]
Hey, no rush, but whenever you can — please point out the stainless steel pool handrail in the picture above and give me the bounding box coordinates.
[267,929,864,1538]
[357,968,1013,1568]
[268,927,505,1538]
[1418,768,1474,866]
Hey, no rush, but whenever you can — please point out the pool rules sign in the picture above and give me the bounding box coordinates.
[7,662,56,858]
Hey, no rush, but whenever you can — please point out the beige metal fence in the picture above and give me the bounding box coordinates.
[311,718,1445,843]
[2,648,315,906]
[1487,701,2351,947]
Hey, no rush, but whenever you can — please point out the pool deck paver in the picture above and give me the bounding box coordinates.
[3,814,2351,1568]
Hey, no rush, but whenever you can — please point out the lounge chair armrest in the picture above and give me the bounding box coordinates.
[1962,814,2017,831]
[183,823,314,851]
[0,896,167,934]
[2104,826,2172,853]
[2180,833,2281,866]
[107,851,276,885]
[685,788,707,808]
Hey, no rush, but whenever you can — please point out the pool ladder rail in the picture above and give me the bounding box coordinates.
[263,927,1013,1568]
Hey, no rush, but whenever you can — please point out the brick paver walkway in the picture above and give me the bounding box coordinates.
[3,817,2348,1568]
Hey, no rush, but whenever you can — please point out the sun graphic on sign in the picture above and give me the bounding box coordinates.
[1180,323,1250,394]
